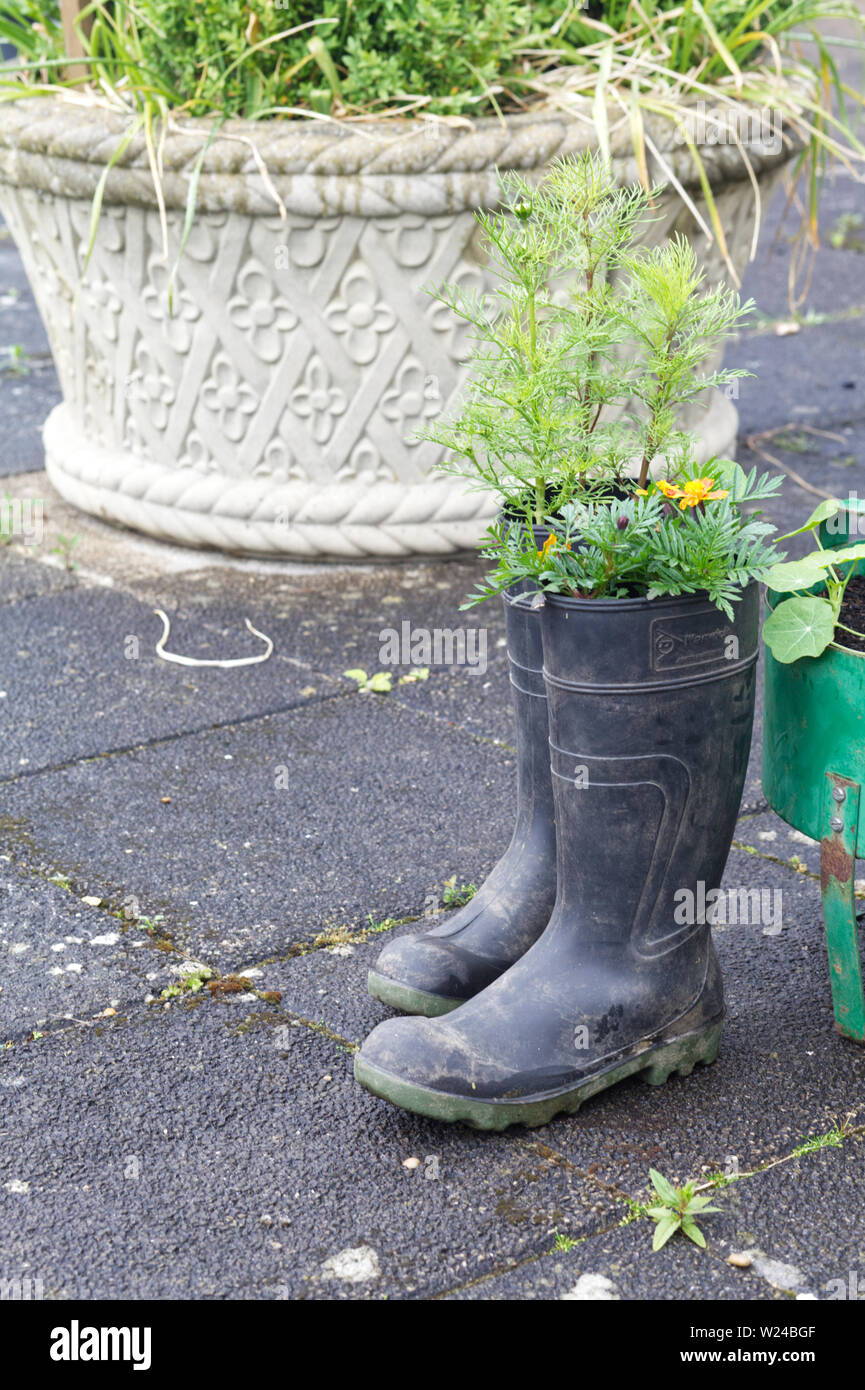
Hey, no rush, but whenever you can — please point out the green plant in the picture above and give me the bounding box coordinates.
[3,2,865,290]
[442,157,784,616]
[1,344,30,376]
[441,877,477,909]
[50,532,79,570]
[343,667,393,694]
[137,914,166,935]
[467,460,782,618]
[551,1229,581,1251]
[646,1168,722,1250]
[762,498,865,661]
[428,156,749,522]
[161,965,214,999]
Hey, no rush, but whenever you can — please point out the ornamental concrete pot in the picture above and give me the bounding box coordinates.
[0,96,793,560]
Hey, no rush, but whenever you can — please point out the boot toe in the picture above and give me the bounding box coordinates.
[356,1013,476,1093]
[373,932,497,1002]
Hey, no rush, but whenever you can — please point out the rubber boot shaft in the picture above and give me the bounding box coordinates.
[368,575,557,1015]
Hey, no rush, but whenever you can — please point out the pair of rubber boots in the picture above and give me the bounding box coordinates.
[355,584,755,1130]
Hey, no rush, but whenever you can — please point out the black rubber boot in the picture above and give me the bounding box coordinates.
[355,585,759,1128]
[367,586,557,1017]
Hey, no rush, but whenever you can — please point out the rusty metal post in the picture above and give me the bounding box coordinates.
[821,771,865,1041]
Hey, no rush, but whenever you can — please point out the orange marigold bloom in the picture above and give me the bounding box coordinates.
[655,479,680,499]
[677,477,730,509]
[537,534,570,559]
[651,476,730,509]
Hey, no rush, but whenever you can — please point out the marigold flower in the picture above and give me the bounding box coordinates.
[537,533,570,559]
[649,476,730,509]
[655,479,681,499]
[677,477,730,509]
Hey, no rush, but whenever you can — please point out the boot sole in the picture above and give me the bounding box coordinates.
[367,969,464,1018]
[354,1020,723,1131]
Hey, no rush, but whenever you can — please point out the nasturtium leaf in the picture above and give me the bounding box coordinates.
[762,597,836,663]
[779,497,843,540]
[763,556,829,593]
[820,543,865,568]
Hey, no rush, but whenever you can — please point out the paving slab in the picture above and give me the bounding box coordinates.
[0,858,178,1042]
[729,314,865,438]
[740,168,865,325]
[0,997,621,1300]
[126,558,517,744]
[0,696,518,966]
[0,221,53,359]
[0,548,77,606]
[0,584,345,778]
[444,1220,768,1301]
[453,1135,865,1301]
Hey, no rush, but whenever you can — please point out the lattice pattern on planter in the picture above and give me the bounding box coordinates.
[2,189,490,493]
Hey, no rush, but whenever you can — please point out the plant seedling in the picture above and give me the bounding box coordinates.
[343,668,393,694]
[645,1168,722,1251]
[441,876,477,909]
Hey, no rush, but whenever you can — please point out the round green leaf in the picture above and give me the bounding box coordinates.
[763,557,829,593]
[762,597,836,664]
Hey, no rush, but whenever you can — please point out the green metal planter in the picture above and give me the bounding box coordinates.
[763,505,865,1042]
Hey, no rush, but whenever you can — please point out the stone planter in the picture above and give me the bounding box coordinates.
[0,97,793,559]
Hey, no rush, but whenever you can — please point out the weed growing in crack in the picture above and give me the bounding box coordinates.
[646,1168,722,1251]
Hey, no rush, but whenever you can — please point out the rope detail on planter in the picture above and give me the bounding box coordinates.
[43,406,498,558]
[0,98,793,215]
